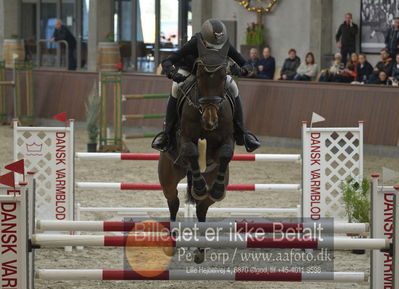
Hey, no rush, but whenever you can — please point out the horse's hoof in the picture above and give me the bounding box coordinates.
[191,180,208,200]
[209,183,226,202]
[162,246,176,257]
[193,248,205,264]
[191,187,208,200]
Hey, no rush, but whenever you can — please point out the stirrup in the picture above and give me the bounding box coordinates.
[151,132,170,152]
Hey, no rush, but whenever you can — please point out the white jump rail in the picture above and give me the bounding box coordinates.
[75,152,302,162]
[75,182,302,192]
[36,220,370,234]
[31,234,390,250]
[35,270,369,282]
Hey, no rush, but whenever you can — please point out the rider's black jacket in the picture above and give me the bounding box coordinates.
[162,34,247,74]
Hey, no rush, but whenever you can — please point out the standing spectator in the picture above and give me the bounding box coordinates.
[336,13,359,65]
[294,52,318,81]
[280,49,300,80]
[50,19,77,70]
[369,48,394,82]
[385,17,399,58]
[356,54,373,83]
[319,53,344,82]
[257,47,276,80]
[389,53,399,82]
[245,48,260,78]
[332,53,358,83]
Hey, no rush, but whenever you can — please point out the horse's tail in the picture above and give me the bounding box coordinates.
[185,171,196,204]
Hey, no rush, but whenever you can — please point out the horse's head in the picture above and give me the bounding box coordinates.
[195,55,227,131]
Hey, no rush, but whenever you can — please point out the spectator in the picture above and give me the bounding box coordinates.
[280,49,300,80]
[389,53,399,82]
[336,13,358,65]
[332,53,358,83]
[369,48,394,82]
[50,19,77,70]
[245,48,260,78]
[294,52,318,81]
[356,54,373,83]
[257,47,276,80]
[367,70,389,85]
[319,53,345,82]
[385,17,399,58]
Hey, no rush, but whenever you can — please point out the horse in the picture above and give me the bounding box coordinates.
[158,53,235,263]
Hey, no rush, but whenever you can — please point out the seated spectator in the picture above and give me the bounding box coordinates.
[332,52,358,83]
[280,49,301,80]
[367,70,389,85]
[257,47,276,79]
[356,54,373,83]
[319,53,345,82]
[294,52,318,81]
[389,53,399,82]
[369,48,394,82]
[245,48,260,78]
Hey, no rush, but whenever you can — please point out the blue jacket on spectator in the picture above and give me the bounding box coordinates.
[391,63,399,80]
[257,57,276,79]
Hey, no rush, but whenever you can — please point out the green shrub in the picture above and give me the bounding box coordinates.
[341,177,370,223]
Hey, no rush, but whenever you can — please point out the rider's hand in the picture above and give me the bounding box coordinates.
[241,64,253,76]
[164,62,176,79]
[172,73,187,83]
[230,64,241,76]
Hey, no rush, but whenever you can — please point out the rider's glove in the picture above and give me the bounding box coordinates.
[172,73,188,83]
[230,63,241,76]
[241,64,254,76]
[165,65,177,79]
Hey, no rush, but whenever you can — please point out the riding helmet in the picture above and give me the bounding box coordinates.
[200,19,228,49]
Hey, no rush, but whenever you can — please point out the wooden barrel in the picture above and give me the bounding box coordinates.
[97,42,120,71]
[3,39,25,68]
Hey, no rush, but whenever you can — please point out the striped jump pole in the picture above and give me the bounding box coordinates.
[75,152,302,162]
[31,234,390,250]
[122,93,169,101]
[36,220,369,234]
[75,182,301,192]
[36,269,368,282]
[124,133,158,139]
[122,114,165,121]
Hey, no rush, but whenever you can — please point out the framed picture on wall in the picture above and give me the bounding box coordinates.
[361,0,399,53]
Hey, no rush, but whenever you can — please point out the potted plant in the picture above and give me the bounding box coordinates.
[341,177,371,254]
[240,22,265,60]
[85,83,100,152]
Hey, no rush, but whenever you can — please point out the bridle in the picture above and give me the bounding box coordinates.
[194,58,227,114]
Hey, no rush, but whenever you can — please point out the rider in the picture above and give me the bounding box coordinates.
[152,19,261,153]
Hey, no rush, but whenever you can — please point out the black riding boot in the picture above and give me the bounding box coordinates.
[234,97,261,152]
[151,96,178,152]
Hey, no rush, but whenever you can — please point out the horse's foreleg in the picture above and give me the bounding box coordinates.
[209,143,234,202]
[181,141,208,200]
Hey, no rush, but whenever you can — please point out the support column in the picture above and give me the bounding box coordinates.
[88,0,114,72]
[191,0,212,34]
[0,0,22,59]
[309,0,333,69]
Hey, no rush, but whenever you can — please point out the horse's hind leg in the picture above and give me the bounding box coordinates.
[159,153,184,221]
[193,198,215,264]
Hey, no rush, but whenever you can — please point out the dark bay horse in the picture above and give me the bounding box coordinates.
[158,53,235,262]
